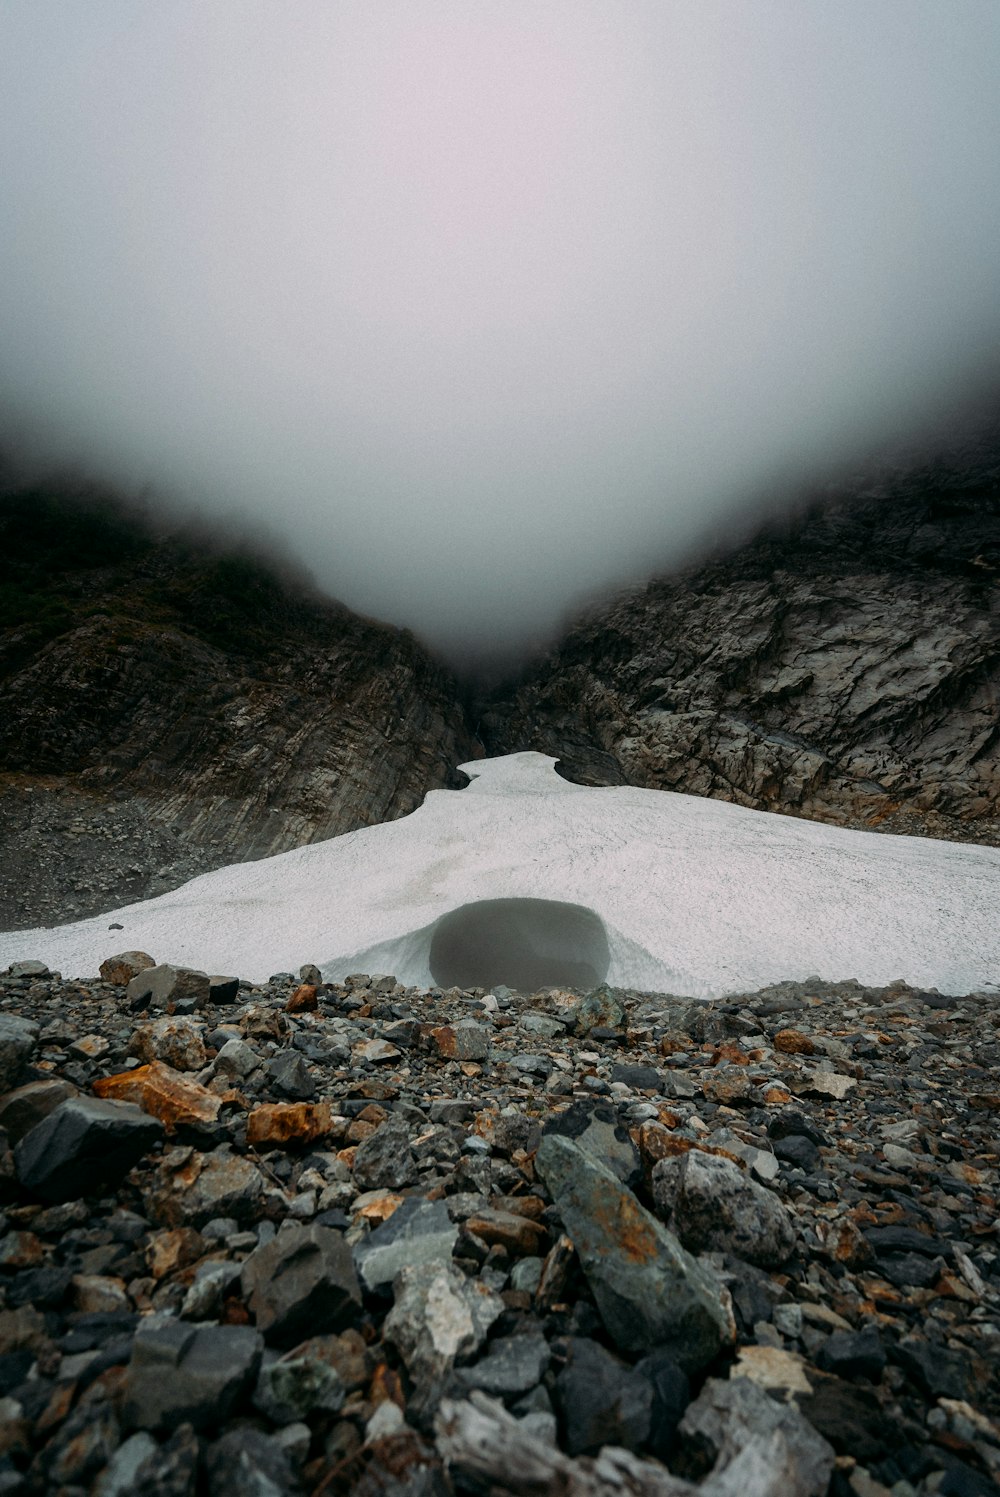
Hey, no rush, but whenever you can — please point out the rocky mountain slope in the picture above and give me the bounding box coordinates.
[0,484,475,930]
[480,448,1000,845]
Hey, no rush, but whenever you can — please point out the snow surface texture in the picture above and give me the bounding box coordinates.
[2,753,998,998]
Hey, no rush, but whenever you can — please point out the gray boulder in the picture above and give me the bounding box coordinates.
[0,1014,39,1092]
[241,1222,361,1346]
[651,1150,796,1268]
[123,1319,263,1430]
[536,1132,734,1372]
[15,1096,163,1202]
[126,963,210,1010]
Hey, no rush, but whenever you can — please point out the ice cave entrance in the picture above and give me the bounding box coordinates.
[428,898,610,991]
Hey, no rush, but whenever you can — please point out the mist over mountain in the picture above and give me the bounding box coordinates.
[2,3,1000,672]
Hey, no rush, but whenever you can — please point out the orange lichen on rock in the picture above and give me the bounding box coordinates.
[774,1029,815,1055]
[285,983,318,1013]
[246,1100,333,1149]
[93,1062,221,1132]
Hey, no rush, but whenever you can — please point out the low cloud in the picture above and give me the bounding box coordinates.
[2,3,999,673]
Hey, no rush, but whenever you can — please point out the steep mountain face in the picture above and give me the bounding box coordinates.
[481,454,1000,846]
[0,487,475,929]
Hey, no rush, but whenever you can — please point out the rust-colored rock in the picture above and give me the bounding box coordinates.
[465,1208,547,1257]
[774,1028,816,1055]
[99,951,156,985]
[701,1072,752,1106]
[710,1041,751,1066]
[93,1061,221,1132]
[129,1016,208,1072]
[145,1227,207,1280]
[246,1101,333,1150]
[286,983,318,1013]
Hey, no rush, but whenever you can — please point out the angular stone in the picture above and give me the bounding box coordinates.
[252,1354,344,1424]
[774,1029,815,1055]
[352,1118,416,1190]
[129,1016,207,1071]
[453,1333,550,1398]
[285,983,318,1013]
[213,1037,259,1079]
[240,1223,361,1347]
[123,1319,263,1430]
[15,1096,163,1202]
[6,960,48,978]
[536,1132,734,1370]
[431,1021,491,1061]
[99,951,156,985]
[247,1100,333,1150]
[634,1348,691,1463]
[208,975,240,1004]
[352,1038,401,1065]
[68,1033,111,1062]
[816,1326,886,1382]
[384,1260,502,1424]
[542,1099,642,1189]
[353,1195,458,1293]
[126,964,211,1010]
[94,1061,221,1132]
[801,1071,855,1101]
[463,1207,547,1257]
[555,1337,652,1456]
[266,1050,316,1100]
[679,1375,834,1497]
[0,1079,78,1142]
[610,1063,662,1091]
[571,984,627,1036]
[145,1147,267,1227]
[651,1150,796,1268]
[206,1428,302,1497]
[0,1014,38,1092]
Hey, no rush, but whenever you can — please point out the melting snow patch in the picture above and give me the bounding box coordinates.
[1,753,998,998]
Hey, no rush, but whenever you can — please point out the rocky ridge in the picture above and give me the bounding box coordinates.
[480,448,1000,845]
[0,486,474,930]
[0,955,996,1494]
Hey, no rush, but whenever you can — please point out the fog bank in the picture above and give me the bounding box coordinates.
[2,3,999,669]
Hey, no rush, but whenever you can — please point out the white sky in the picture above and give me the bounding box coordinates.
[2,4,999,667]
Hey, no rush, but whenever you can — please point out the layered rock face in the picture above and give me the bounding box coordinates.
[0,487,475,928]
[481,451,1000,845]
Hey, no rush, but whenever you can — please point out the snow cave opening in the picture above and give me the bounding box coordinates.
[428,898,610,991]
